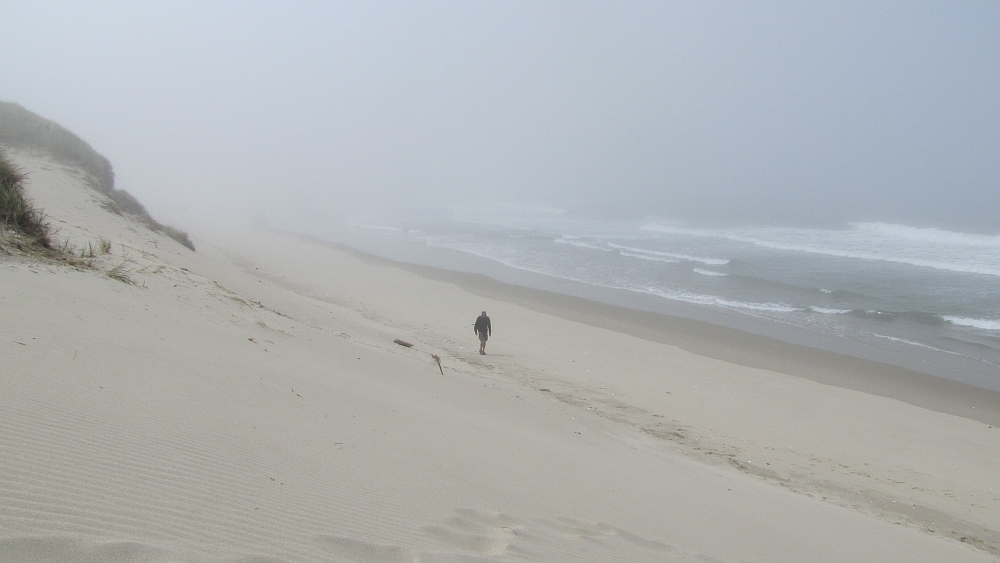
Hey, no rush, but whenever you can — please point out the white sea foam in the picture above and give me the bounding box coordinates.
[607,243,729,265]
[872,334,964,356]
[618,251,680,263]
[423,238,799,315]
[693,268,728,277]
[851,222,1000,247]
[810,306,851,314]
[641,222,1000,277]
[694,296,800,313]
[942,316,1000,331]
[554,237,611,251]
[735,239,1000,276]
[819,288,834,294]
[643,286,801,313]
[710,299,800,313]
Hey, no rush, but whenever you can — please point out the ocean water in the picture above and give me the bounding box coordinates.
[320,211,1000,390]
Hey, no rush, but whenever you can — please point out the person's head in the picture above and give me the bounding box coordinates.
[481,311,487,316]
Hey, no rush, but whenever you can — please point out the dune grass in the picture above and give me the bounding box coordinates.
[0,148,51,248]
[2,144,146,285]
[106,261,135,285]
[1,101,195,251]
[160,225,195,251]
[0,101,114,193]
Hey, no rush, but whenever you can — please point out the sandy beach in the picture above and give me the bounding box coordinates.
[3,151,999,562]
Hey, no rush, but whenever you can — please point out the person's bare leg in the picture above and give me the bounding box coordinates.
[479,338,486,354]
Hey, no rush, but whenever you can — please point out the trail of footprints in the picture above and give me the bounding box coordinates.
[315,508,729,563]
[0,508,736,562]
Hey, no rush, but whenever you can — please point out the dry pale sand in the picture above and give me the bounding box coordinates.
[2,150,999,563]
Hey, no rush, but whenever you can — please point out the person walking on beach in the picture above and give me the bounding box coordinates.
[474,311,491,355]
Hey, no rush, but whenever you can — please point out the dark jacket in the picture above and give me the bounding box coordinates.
[474,315,491,336]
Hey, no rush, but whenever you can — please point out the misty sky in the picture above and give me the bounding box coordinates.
[2,1,998,232]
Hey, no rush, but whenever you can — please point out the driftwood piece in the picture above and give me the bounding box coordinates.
[431,354,444,375]
[393,339,413,348]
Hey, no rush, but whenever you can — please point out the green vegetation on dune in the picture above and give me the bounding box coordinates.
[0,148,51,248]
[98,185,196,251]
[0,101,195,251]
[0,101,114,193]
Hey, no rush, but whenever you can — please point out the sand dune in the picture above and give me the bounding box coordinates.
[2,150,998,562]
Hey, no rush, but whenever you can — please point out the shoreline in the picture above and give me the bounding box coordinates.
[306,232,1000,427]
[314,225,1000,392]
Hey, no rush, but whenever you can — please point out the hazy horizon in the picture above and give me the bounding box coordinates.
[2,2,998,234]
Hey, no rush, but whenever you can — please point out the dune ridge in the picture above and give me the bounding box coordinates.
[0,102,193,250]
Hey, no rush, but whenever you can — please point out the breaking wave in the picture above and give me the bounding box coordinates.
[693,268,728,277]
[943,316,1000,331]
[607,242,729,265]
[619,251,680,263]
[810,306,851,314]
[641,222,1000,277]
[872,334,965,356]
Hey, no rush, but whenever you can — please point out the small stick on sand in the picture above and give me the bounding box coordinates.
[394,339,413,348]
[431,354,444,375]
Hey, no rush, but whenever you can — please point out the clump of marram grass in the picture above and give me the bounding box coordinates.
[95,184,195,250]
[1,146,134,279]
[58,238,75,255]
[0,148,51,248]
[106,261,134,285]
[160,225,195,251]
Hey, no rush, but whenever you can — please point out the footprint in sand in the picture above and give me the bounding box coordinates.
[537,516,677,553]
[315,510,733,562]
[420,508,695,561]
[423,508,524,556]
[314,536,418,563]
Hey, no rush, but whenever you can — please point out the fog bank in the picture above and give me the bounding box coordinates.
[2,2,997,233]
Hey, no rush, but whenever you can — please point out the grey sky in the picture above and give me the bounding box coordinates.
[2,1,997,231]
